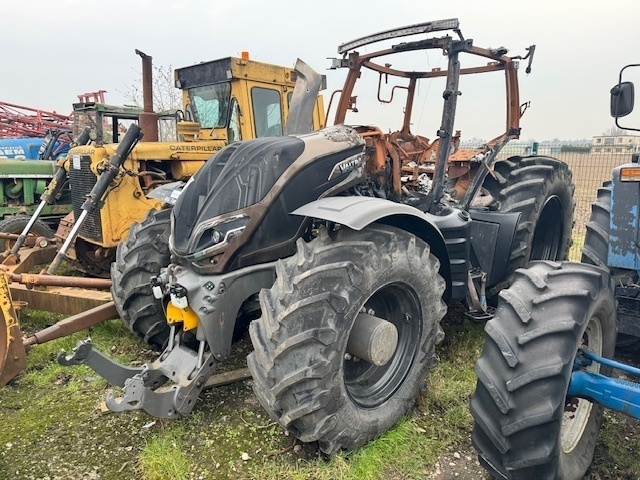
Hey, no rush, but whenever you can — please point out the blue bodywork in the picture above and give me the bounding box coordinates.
[609,163,640,272]
[0,137,68,160]
[0,138,45,159]
[569,351,640,419]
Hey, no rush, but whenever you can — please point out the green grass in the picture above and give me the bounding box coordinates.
[139,426,192,480]
[2,284,640,479]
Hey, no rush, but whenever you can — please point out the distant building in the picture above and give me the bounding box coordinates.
[591,135,640,154]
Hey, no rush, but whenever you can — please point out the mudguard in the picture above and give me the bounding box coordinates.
[292,196,460,299]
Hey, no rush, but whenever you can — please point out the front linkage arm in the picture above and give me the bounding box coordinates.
[58,337,218,418]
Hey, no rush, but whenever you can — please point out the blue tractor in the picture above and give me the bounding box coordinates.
[470,65,640,479]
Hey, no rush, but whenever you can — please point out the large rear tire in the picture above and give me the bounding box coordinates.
[248,225,447,454]
[111,208,171,349]
[470,261,616,480]
[483,156,575,294]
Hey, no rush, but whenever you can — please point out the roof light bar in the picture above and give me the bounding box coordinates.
[337,18,460,55]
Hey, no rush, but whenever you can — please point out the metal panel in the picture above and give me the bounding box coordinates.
[68,155,103,242]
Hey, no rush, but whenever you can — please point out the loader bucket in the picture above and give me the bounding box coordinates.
[0,271,26,386]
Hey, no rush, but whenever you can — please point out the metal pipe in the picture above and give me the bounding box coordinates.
[5,201,47,256]
[197,340,206,369]
[46,209,88,274]
[23,301,118,350]
[135,49,159,142]
[8,272,112,289]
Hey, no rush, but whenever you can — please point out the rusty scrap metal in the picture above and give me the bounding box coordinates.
[6,272,111,289]
[23,301,118,351]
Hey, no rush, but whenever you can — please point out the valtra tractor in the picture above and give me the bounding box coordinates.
[60,19,576,454]
[470,64,640,479]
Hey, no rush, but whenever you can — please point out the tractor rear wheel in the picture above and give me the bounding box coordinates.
[248,225,447,454]
[470,261,616,480]
[0,215,54,251]
[482,156,575,294]
[111,207,171,349]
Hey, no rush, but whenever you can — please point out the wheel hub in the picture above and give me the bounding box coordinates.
[346,312,398,366]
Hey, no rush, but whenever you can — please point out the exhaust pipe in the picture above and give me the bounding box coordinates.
[135,49,158,142]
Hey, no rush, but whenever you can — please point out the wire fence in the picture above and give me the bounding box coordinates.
[466,141,637,261]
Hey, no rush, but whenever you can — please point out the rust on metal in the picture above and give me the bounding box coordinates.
[23,301,118,351]
[328,28,527,202]
[135,49,159,142]
[9,284,112,315]
[7,272,112,289]
[0,271,26,386]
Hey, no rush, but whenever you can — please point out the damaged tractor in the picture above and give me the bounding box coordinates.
[59,19,575,455]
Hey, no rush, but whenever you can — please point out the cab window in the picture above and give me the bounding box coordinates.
[251,87,282,137]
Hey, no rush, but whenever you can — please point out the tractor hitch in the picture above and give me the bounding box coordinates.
[58,336,218,418]
[568,350,640,419]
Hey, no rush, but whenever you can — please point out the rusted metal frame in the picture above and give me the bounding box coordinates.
[458,58,520,209]
[9,285,111,315]
[357,128,389,186]
[333,56,364,125]
[377,75,409,104]
[362,60,506,80]
[324,89,343,124]
[23,301,118,351]
[401,78,418,137]
[504,60,521,137]
[6,272,111,289]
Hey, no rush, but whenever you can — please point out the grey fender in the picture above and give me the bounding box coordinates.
[292,196,453,300]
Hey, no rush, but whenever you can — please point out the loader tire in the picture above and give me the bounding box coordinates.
[483,156,575,295]
[111,207,171,349]
[248,225,447,454]
[470,261,616,480]
[0,215,54,251]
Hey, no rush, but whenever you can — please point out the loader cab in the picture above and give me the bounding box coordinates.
[72,102,180,145]
[175,56,325,143]
[72,102,143,145]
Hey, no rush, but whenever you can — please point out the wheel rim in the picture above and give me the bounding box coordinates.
[561,315,603,454]
[343,283,422,409]
[530,195,563,260]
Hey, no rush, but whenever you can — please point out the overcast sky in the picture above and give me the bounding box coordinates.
[2,0,639,141]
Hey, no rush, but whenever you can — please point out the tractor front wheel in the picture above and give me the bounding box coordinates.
[248,225,447,454]
[111,207,171,349]
[470,261,616,480]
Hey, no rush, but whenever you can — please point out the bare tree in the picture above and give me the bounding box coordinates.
[601,126,630,136]
[121,64,182,112]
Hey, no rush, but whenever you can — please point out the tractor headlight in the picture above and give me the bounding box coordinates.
[190,214,250,260]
